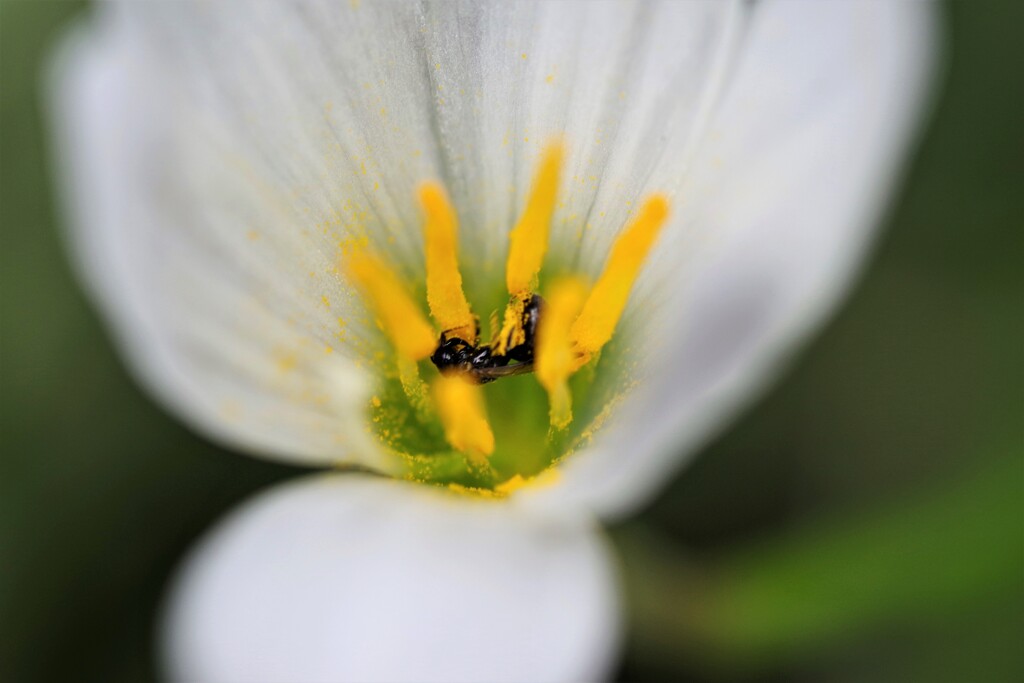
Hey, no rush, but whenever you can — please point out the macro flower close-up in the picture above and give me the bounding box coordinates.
[48,1,937,681]
[7,0,1022,682]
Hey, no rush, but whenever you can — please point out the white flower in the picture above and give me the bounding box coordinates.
[50,1,935,681]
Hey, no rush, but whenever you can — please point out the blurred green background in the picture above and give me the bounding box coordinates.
[1,2,1021,682]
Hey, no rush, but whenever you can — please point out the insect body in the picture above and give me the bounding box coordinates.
[430,294,544,384]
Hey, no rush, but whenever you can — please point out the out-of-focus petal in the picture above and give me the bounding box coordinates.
[526,0,939,519]
[162,475,619,683]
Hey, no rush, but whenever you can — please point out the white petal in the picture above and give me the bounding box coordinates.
[412,1,742,278]
[162,475,619,683]
[50,6,399,469]
[526,0,938,519]
[50,1,740,466]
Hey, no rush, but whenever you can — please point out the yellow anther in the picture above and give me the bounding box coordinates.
[536,277,589,429]
[344,250,436,361]
[570,195,670,363]
[494,468,560,495]
[493,294,527,356]
[419,182,477,342]
[433,374,495,460]
[505,141,564,296]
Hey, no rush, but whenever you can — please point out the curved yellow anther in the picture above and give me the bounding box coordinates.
[344,250,436,361]
[505,142,564,297]
[536,277,589,430]
[570,195,670,363]
[419,182,477,342]
[433,374,495,460]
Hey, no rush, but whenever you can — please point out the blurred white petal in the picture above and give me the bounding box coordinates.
[163,475,619,683]
[528,0,938,519]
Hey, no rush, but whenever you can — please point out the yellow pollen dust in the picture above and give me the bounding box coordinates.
[536,277,589,429]
[433,374,495,460]
[505,142,563,296]
[419,182,477,342]
[344,251,436,361]
[570,195,670,365]
[494,294,526,356]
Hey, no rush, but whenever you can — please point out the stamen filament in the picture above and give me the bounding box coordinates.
[433,374,495,460]
[419,182,477,342]
[536,277,589,429]
[570,195,670,364]
[505,142,564,296]
[344,250,436,361]
[397,356,430,416]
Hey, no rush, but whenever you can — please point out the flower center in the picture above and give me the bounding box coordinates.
[343,142,668,493]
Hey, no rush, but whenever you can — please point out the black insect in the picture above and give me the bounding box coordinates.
[430,294,544,384]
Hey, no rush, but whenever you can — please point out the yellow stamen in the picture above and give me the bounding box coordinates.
[536,277,589,429]
[505,142,564,296]
[493,294,527,356]
[495,468,561,495]
[344,250,436,361]
[419,182,477,342]
[433,374,495,460]
[570,195,669,364]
